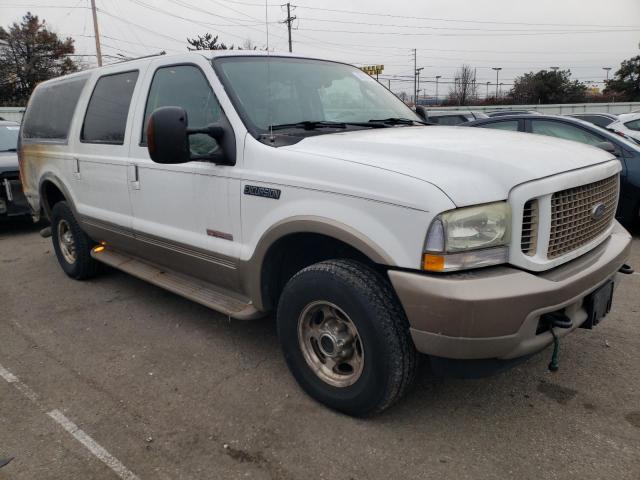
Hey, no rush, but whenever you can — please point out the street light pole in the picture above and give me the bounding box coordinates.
[435,75,441,105]
[486,81,490,99]
[492,67,502,100]
[603,66,612,82]
[550,66,559,72]
[415,67,424,105]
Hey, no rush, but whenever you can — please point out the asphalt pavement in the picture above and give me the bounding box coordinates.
[1,219,639,480]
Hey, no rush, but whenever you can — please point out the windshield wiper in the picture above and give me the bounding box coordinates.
[268,120,388,131]
[367,117,430,126]
[1,148,17,152]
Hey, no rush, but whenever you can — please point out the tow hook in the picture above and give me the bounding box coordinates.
[619,264,634,275]
[541,312,573,372]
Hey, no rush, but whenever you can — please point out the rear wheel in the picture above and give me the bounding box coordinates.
[277,259,418,416]
[51,201,100,280]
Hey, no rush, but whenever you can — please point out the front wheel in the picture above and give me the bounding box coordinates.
[277,259,418,416]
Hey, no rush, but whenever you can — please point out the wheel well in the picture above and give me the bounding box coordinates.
[260,233,380,311]
[41,181,67,218]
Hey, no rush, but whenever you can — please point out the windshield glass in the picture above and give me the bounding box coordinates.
[0,124,19,151]
[213,56,420,133]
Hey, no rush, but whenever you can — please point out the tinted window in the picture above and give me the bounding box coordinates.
[531,120,604,146]
[142,65,221,156]
[82,71,139,144]
[481,120,519,131]
[575,115,614,128]
[22,76,87,140]
[0,124,19,151]
[624,119,640,131]
[430,115,467,126]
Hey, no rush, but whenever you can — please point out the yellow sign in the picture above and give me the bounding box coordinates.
[360,65,384,76]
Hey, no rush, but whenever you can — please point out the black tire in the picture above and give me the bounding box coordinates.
[277,259,418,416]
[51,201,100,280]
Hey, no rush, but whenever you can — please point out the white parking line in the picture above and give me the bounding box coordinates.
[0,363,139,480]
[47,410,140,480]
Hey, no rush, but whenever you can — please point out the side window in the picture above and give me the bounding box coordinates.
[624,119,640,131]
[481,120,519,131]
[81,71,139,144]
[22,76,88,140]
[431,115,467,126]
[531,120,604,146]
[142,65,222,156]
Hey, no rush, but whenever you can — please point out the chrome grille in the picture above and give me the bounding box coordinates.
[521,199,539,256]
[547,175,619,259]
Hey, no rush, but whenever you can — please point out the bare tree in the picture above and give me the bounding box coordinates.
[448,64,477,106]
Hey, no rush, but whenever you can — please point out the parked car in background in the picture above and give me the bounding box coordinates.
[608,112,640,143]
[485,110,540,117]
[464,114,640,227]
[565,113,618,129]
[0,120,31,221]
[414,107,487,125]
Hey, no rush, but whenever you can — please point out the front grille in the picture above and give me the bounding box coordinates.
[547,175,619,259]
[521,199,539,256]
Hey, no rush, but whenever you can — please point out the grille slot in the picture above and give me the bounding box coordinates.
[521,199,539,256]
[547,175,618,259]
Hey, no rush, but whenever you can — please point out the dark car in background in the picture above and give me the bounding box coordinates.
[414,107,487,125]
[463,114,640,228]
[565,113,618,129]
[0,120,31,221]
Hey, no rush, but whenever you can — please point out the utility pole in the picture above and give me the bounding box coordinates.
[90,0,102,66]
[283,3,297,53]
[413,49,417,105]
[435,75,441,105]
[486,81,490,99]
[492,67,502,100]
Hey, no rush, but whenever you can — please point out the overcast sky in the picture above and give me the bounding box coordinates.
[2,0,639,98]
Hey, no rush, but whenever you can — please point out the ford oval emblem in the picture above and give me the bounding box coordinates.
[591,203,606,221]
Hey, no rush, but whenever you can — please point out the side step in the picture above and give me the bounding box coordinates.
[91,247,262,320]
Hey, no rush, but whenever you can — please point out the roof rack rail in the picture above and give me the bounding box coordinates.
[110,51,167,64]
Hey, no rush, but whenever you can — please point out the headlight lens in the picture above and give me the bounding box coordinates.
[423,202,511,272]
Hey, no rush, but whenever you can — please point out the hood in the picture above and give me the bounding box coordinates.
[284,126,617,206]
[0,151,19,175]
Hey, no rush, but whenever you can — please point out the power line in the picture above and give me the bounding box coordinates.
[290,4,640,29]
[297,27,640,37]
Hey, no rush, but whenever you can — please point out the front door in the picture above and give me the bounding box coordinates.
[127,60,241,291]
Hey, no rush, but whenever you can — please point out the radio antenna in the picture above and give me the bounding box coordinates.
[266,0,274,141]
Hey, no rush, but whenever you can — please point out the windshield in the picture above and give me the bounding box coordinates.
[213,56,420,134]
[0,124,19,151]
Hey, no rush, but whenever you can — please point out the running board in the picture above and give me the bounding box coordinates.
[90,247,261,320]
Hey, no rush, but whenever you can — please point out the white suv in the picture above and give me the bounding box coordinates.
[19,52,632,416]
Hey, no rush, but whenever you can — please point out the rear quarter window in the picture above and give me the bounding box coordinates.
[22,76,88,141]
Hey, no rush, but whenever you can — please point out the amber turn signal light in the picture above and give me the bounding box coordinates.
[422,253,445,272]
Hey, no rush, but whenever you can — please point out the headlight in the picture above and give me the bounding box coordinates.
[423,202,511,272]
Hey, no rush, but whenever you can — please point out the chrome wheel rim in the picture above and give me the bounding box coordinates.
[57,219,77,264]
[297,301,364,387]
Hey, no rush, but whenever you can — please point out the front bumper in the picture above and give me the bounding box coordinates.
[388,222,632,360]
[0,174,31,218]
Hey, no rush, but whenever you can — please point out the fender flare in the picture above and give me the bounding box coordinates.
[38,173,78,220]
[243,216,396,311]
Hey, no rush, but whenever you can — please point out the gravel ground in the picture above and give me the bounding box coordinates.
[0,219,639,480]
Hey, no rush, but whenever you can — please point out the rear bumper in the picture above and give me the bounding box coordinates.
[388,222,632,360]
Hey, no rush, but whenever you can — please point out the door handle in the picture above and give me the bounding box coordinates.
[129,164,140,190]
[72,157,81,179]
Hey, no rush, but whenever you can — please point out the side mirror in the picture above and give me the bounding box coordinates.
[595,141,618,155]
[415,105,428,122]
[147,106,190,164]
[146,106,234,165]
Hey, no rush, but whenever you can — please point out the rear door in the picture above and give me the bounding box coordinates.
[71,67,144,246]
